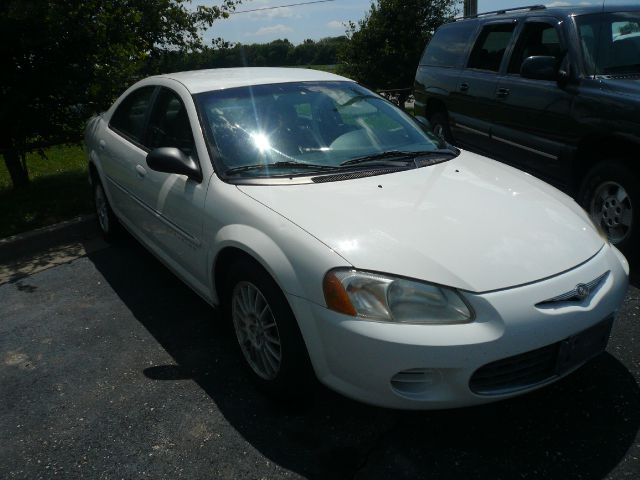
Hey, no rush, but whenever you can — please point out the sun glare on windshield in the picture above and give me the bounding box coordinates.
[251,132,272,153]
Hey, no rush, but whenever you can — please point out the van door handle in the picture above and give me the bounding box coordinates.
[135,164,147,178]
[99,140,106,150]
[496,88,510,98]
[459,83,470,92]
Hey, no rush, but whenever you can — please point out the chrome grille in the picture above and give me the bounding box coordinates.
[536,271,609,307]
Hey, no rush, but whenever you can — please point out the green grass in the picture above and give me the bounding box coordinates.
[0,145,93,239]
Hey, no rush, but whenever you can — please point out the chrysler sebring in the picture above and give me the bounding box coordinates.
[84,68,629,409]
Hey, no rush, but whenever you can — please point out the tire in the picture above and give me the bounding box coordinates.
[578,160,638,261]
[429,111,453,143]
[225,257,314,398]
[93,178,121,242]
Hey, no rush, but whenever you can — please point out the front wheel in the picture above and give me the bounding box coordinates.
[579,160,638,261]
[226,258,313,398]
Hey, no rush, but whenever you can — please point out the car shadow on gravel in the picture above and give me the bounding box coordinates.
[87,238,640,480]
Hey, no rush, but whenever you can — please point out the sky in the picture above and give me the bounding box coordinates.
[199,0,610,45]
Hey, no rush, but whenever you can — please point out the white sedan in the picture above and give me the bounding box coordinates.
[84,67,629,409]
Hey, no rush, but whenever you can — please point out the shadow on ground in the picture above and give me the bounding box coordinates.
[87,237,640,480]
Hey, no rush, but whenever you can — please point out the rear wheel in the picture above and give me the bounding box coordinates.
[226,258,313,398]
[429,111,453,143]
[579,160,638,261]
[93,179,121,242]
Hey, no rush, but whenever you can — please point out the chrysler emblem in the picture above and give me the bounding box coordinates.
[575,283,590,300]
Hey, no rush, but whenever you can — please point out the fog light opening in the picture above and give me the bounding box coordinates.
[390,368,441,397]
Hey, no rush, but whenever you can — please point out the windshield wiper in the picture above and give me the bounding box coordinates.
[340,149,455,168]
[225,161,338,176]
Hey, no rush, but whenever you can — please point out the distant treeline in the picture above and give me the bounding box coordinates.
[144,36,348,74]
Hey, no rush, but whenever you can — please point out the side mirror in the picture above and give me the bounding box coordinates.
[520,56,558,81]
[146,147,202,182]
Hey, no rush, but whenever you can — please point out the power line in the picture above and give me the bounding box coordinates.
[230,0,336,15]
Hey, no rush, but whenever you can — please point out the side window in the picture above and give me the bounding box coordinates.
[109,87,155,143]
[467,23,516,72]
[147,88,197,158]
[508,22,563,74]
[612,20,640,39]
[420,21,478,67]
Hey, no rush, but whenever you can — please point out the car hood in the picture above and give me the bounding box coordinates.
[237,151,604,292]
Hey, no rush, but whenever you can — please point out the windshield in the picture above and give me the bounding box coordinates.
[194,81,449,179]
[577,11,640,76]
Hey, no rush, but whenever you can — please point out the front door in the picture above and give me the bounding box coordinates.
[135,87,210,288]
[491,18,576,183]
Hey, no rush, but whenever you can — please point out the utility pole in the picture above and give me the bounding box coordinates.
[464,0,478,17]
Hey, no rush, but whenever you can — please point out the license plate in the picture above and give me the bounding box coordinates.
[556,317,614,375]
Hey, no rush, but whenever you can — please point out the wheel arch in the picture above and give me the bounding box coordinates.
[426,97,448,119]
[209,225,300,307]
[573,135,640,193]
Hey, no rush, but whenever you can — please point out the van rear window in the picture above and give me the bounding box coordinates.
[420,21,477,68]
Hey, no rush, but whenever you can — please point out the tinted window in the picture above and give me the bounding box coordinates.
[147,88,197,158]
[508,22,563,74]
[468,23,516,71]
[420,21,477,67]
[577,12,640,75]
[110,87,155,143]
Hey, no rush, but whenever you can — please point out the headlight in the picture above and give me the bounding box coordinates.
[323,269,473,324]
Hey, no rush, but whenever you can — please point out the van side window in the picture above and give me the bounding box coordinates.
[509,22,563,74]
[109,87,156,143]
[467,23,516,72]
[420,21,477,67]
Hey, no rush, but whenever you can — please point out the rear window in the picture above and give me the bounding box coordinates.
[420,21,477,68]
[110,87,155,143]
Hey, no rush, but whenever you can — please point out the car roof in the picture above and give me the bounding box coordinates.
[452,3,640,23]
[153,67,353,94]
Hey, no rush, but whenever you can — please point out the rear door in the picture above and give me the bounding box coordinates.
[414,20,477,125]
[102,86,157,223]
[451,21,517,151]
[491,17,575,181]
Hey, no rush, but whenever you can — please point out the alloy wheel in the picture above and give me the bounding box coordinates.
[590,181,633,244]
[231,281,282,380]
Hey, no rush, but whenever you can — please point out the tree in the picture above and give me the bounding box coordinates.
[339,0,457,104]
[0,0,239,188]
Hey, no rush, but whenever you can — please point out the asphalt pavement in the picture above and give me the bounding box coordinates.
[1,233,639,479]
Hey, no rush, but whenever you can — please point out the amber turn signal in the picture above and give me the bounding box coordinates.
[323,271,357,316]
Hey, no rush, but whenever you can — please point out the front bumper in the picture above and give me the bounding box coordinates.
[288,245,629,409]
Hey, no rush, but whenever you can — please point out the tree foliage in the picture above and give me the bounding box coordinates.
[0,0,238,188]
[339,0,457,91]
[144,36,348,74]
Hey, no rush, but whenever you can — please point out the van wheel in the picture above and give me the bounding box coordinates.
[93,179,121,242]
[226,258,313,398]
[429,111,453,143]
[579,160,638,260]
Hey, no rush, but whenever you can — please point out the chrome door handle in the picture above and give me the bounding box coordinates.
[459,83,470,92]
[496,88,510,98]
[135,164,147,178]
